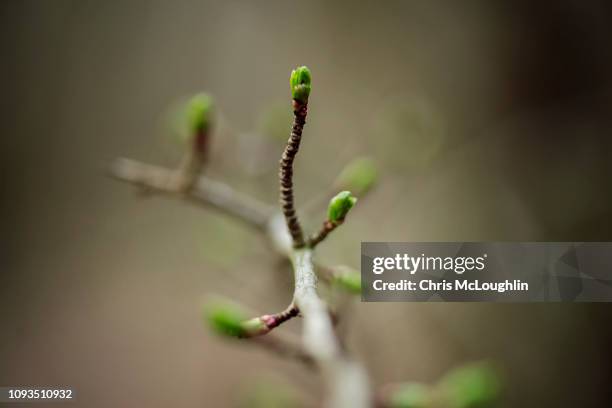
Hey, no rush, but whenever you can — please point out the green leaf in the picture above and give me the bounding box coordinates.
[328,191,357,223]
[290,66,312,103]
[187,93,214,135]
[335,157,378,196]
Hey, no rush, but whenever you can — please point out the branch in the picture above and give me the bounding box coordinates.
[111,66,372,407]
[176,93,213,192]
[110,157,273,230]
[308,220,340,248]
[239,303,300,338]
[279,66,370,407]
[279,99,308,248]
[286,235,371,408]
[111,158,371,406]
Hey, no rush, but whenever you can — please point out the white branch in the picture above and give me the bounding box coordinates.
[110,158,273,230]
[267,213,371,408]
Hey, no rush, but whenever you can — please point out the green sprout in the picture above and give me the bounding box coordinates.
[328,191,357,223]
[187,93,214,135]
[290,66,312,103]
[335,157,378,196]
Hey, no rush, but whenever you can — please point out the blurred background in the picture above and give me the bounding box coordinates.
[2,0,612,406]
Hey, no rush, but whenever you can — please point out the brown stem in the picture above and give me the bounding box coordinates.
[175,129,209,193]
[262,303,300,330]
[308,220,340,248]
[279,100,308,248]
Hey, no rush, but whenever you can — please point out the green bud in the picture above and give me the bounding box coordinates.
[438,362,500,408]
[328,191,357,223]
[331,266,361,294]
[241,317,268,336]
[205,301,246,338]
[390,383,432,408]
[187,93,214,135]
[290,66,312,103]
[335,157,378,196]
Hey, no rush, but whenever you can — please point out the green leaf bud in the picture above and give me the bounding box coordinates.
[331,266,361,294]
[390,383,432,408]
[290,66,312,103]
[335,157,378,196]
[205,301,246,338]
[328,191,357,223]
[187,93,214,135]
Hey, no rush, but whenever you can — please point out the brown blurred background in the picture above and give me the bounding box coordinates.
[2,0,612,407]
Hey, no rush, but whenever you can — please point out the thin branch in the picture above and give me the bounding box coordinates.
[174,124,209,192]
[239,303,300,338]
[109,157,273,230]
[175,150,204,193]
[259,302,300,332]
[279,99,308,248]
[278,65,370,405]
[308,220,341,248]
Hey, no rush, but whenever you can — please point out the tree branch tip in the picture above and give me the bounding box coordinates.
[290,66,312,104]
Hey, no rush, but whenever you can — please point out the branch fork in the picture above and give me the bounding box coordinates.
[110,66,371,408]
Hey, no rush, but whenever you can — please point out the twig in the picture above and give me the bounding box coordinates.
[259,303,300,332]
[239,303,300,338]
[308,220,340,248]
[110,157,273,230]
[279,99,308,248]
[277,66,371,407]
